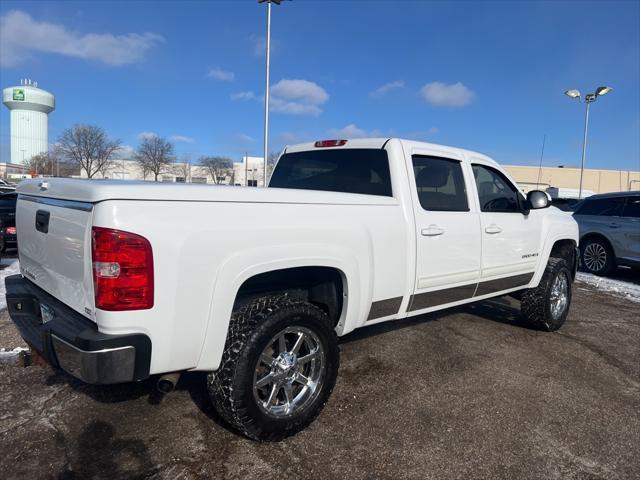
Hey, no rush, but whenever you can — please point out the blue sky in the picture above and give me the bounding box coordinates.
[1,0,639,170]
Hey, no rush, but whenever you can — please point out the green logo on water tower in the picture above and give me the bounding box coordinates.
[13,89,25,101]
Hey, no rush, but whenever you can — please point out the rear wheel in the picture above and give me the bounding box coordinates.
[208,295,339,441]
[580,237,614,275]
[521,257,572,331]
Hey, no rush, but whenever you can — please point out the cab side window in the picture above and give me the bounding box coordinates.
[472,164,521,213]
[412,156,469,211]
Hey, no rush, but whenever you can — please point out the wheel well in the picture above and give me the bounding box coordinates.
[580,233,613,253]
[234,267,345,327]
[550,239,578,278]
[550,239,576,259]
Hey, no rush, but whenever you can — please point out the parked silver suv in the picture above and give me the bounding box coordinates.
[573,191,640,275]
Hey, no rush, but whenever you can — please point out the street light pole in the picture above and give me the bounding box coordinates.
[578,99,591,199]
[263,1,272,187]
[259,0,282,187]
[564,86,612,199]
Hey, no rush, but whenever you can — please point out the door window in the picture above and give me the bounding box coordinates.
[622,196,640,218]
[472,164,521,213]
[412,156,468,211]
[574,197,624,216]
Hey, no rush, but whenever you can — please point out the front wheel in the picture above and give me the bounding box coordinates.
[208,295,339,441]
[521,257,573,331]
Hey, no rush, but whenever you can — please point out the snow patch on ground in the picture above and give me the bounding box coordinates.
[0,258,20,310]
[0,346,29,365]
[576,272,640,303]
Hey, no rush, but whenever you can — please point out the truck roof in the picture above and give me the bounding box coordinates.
[284,137,498,167]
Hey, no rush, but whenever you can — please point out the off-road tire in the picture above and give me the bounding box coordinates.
[580,237,614,275]
[521,257,572,332]
[207,295,339,441]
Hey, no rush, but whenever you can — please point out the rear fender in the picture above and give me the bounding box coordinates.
[194,244,365,371]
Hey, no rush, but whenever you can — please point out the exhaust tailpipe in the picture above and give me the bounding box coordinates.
[157,372,181,394]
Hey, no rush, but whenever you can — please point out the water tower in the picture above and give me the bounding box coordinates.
[2,79,55,164]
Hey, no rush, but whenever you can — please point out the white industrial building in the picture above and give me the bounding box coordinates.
[2,79,55,164]
[85,155,267,186]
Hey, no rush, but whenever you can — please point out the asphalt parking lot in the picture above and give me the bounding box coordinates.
[1,260,638,480]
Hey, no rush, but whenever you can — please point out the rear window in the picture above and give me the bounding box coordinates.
[574,197,624,216]
[269,149,392,197]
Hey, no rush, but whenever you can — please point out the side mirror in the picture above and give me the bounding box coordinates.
[527,190,550,210]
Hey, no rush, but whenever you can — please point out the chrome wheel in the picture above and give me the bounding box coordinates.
[583,242,607,272]
[253,326,325,418]
[550,271,569,320]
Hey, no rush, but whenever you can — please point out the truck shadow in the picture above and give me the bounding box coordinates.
[57,420,155,479]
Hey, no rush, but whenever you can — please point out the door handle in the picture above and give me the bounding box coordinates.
[608,223,621,229]
[421,225,445,236]
[485,224,502,234]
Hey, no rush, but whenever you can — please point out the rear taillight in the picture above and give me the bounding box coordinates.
[91,227,154,311]
[314,139,347,148]
[5,226,16,235]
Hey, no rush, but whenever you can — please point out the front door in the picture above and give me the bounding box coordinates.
[407,150,481,313]
[470,162,542,295]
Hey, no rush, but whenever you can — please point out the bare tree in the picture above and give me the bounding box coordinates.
[266,151,280,183]
[25,153,48,175]
[172,155,193,182]
[199,156,233,184]
[57,125,121,179]
[25,150,80,177]
[134,136,175,181]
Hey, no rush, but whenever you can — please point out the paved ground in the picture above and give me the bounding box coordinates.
[1,263,638,479]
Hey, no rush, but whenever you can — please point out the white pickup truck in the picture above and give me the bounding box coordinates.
[6,138,579,440]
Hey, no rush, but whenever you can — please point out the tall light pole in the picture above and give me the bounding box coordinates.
[259,0,282,187]
[564,86,613,198]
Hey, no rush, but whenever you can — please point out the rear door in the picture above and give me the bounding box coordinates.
[618,195,640,262]
[470,162,541,294]
[17,196,95,319]
[574,196,626,255]
[406,148,481,313]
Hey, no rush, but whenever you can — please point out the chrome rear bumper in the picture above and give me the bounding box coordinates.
[5,274,151,384]
[51,335,137,384]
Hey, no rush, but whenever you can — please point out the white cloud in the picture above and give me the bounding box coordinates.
[137,131,158,140]
[206,67,235,81]
[115,144,135,159]
[0,10,163,67]
[231,91,257,101]
[170,135,194,143]
[327,124,385,139]
[270,79,329,116]
[328,124,367,138]
[370,80,405,98]
[420,82,475,107]
[249,34,267,56]
[235,133,255,143]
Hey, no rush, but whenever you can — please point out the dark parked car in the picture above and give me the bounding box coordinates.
[551,197,582,212]
[573,191,640,275]
[0,192,17,252]
[0,179,17,194]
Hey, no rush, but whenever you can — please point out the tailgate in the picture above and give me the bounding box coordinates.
[16,195,95,320]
